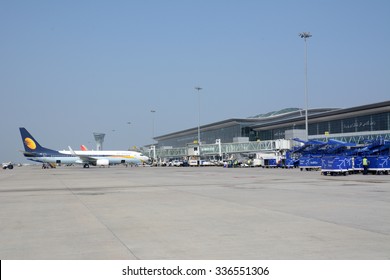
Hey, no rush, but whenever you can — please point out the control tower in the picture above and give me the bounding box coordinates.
[93,133,105,151]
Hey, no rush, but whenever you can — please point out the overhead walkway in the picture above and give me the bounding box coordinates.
[148,139,293,159]
[146,131,390,159]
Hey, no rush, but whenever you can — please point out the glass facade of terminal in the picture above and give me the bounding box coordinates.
[157,124,254,147]
[156,111,390,147]
[257,112,390,141]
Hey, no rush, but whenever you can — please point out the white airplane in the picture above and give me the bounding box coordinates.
[19,127,150,168]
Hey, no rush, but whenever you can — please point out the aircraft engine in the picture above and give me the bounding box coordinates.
[96,159,109,166]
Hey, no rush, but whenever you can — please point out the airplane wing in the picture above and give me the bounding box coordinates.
[68,146,109,167]
[68,146,95,163]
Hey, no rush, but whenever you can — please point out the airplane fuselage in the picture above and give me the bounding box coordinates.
[25,150,148,165]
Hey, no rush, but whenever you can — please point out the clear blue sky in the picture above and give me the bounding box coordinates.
[1,0,389,163]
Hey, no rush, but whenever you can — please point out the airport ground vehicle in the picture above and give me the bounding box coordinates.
[288,138,390,175]
[321,156,352,176]
[354,139,390,175]
[319,140,356,175]
[2,162,14,169]
[170,160,183,167]
[289,139,327,171]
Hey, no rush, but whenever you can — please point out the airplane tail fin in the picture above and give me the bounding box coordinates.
[19,127,55,154]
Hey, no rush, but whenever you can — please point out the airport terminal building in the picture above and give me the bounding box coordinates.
[154,100,390,147]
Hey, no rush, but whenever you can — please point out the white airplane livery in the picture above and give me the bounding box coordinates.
[19,127,150,168]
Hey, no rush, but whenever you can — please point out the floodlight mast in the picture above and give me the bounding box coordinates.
[194,87,202,146]
[299,32,312,141]
[151,110,156,143]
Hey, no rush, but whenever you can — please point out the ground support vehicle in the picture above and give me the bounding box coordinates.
[284,151,299,168]
[354,139,390,174]
[189,159,199,166]
[2,162,14,169]
[263,158,278,168]
[299,156,322,171]
[289,138,389,176]
[351,156,363,173]
[290,139,327,171]
[366,155,390,175]
[169,160,183,167]
[223,160,240,168]
[284,157,299,168]
[321,156,352,176]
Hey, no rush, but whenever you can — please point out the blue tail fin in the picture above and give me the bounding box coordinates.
[19,127,56,154]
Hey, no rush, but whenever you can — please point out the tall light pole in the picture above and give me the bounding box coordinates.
[151,110,156,143]
[299,32,312,141]
[127,121,131,150]
[194,87,202,145]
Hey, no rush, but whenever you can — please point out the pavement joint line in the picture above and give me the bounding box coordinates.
[168,185,390,237]
[56,177,140,260]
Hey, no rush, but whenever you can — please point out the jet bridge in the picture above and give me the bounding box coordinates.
[148,139,293,159]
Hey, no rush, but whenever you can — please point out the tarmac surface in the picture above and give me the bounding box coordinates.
[1,165,389,260]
